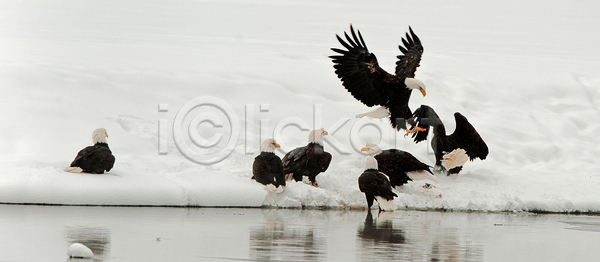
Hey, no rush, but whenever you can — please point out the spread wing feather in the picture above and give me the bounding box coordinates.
[395,27,424,78]
[330,25,394,107]
[448,113,489,161]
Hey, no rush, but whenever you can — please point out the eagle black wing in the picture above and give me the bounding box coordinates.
[378,149,432,173]
[395,27,424,78]
[252,152,285,187]
[447,113,489,161]
[70,144,115,174]
[281,145,308,175]
[330,25,396,107]
[376,149,432,187]
[358,170,398,199]
[410,105,445,144]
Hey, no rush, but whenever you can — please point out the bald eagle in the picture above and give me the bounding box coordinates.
[358,156,397,211]
[411,105,489,175]
[330,25,427,134]
[65,128,115,174]
[252,139,285,193]
[361,143,436,187]
[282,128,332,187]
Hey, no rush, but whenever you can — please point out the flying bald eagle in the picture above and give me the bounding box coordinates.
[282,128,332,187]
[64,128,115,174]
[330,25,427,134]
[252,139,286,193]
[411,105,489,175]
[361,143,436,187]
[358,156,398,211]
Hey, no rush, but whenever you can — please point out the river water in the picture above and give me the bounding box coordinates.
[1,205,599,261]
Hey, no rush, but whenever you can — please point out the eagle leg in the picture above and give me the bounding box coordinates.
[413,126,427,132]
[405,125,426,136]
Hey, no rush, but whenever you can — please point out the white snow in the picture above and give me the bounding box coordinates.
[67,243,93,259]
[1,0,599,213]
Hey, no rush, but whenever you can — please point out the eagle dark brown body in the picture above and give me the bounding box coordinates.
[282,143,332,186]
[69,142,115,174]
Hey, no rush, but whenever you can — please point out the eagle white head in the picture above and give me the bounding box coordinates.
[405,78,427,97]
[308,128,328,145]
[360,143,383,156]
[364,155,379,171]
[260,139,280,153]
[92,128,109,144]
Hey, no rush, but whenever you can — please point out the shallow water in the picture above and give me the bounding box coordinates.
[1,205,599,262]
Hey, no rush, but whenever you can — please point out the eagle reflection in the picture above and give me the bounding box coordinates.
[249,209,326,261]
[357,210,405,244]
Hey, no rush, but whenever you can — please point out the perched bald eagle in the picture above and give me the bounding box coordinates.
[282,128,332,187]
[411,105,489,175]
[65,128,115,174]
[330,25,427,134]
[252,139,285,193]
[358,156,397,211]
[361,143,436,187]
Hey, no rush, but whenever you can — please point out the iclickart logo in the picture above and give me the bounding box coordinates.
[158,96,429,165]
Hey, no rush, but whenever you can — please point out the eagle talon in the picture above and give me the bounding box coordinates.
[413,126,426,132]
[405,129,417,136]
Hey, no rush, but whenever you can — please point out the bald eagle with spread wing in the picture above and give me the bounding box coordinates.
[330,25,427,134]
[411,105,489,175]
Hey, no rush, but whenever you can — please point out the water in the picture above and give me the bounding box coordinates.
[1,205,599,262]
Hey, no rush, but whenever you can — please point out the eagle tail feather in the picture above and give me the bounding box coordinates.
[375,196,397,212]
[64,167,83,173]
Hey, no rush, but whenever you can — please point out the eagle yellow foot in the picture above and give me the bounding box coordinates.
[413,126,426,132]
[405,126,426,136]
[311,181,319,187]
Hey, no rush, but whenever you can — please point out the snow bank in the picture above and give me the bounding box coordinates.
[1,0,599,213]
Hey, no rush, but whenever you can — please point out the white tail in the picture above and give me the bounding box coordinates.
[275,185,285,193]
[441,148,468,170]
[265,184,285,193]
[64,167,83,173]
[406,169,438,182]
[356,106,390,119]
[375,196,397,211]
[265,184,278,192]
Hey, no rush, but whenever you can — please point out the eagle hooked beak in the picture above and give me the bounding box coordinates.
[106,133,109,138]
[420,89,427,97]
[360,147,368,152]
[323,130,328,135]
[274,143,281,148]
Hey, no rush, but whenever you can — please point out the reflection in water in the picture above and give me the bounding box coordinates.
[356,210,484,262]
[2,205,596,261]
[358,210,406,244]
[357,210,407,261]
[65,226,111,262]
[249,209,326,261]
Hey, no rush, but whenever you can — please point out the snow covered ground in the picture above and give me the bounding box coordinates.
[1,0,599,212]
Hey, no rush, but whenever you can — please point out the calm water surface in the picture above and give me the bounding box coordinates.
[1,205,599,261]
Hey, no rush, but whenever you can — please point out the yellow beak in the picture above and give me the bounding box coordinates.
[274,143,281,148]
[360,147,368,152]
[106,133,109,138]
[420,89,427,97]
[323,130,328,135]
